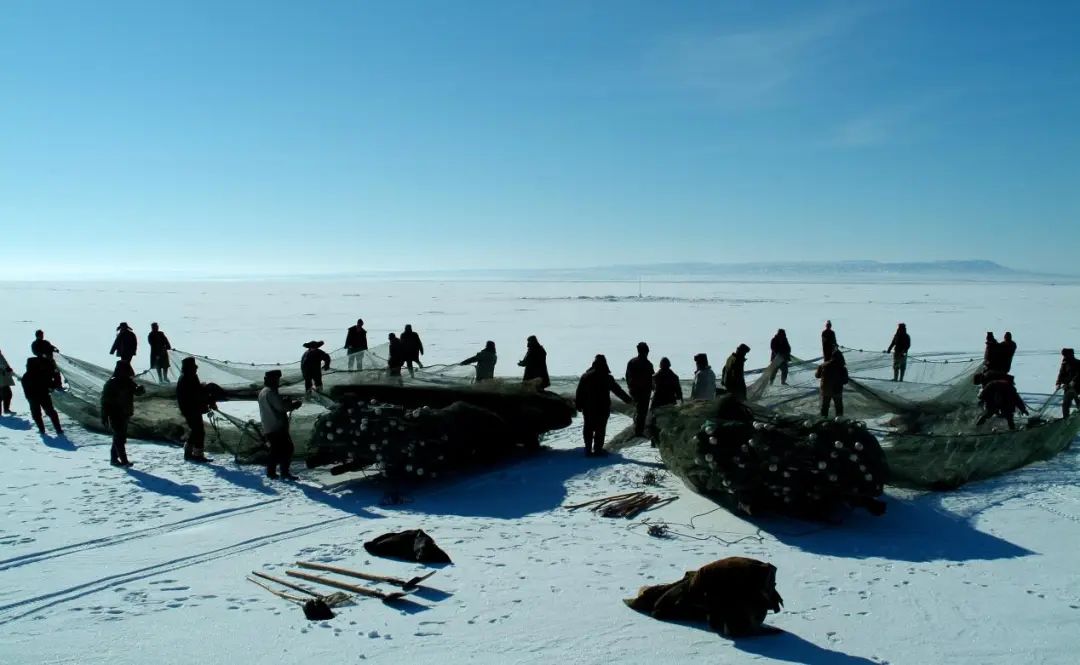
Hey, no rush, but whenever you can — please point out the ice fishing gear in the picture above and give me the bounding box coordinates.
[295,561,437,591]
[284,569,409,602]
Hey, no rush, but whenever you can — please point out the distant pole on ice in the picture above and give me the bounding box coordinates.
[638,276,642,299]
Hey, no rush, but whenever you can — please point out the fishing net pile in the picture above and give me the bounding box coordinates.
[305,386,575,481]
[652,396,887,519]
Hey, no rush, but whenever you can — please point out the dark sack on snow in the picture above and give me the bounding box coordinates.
[364,529,452,564]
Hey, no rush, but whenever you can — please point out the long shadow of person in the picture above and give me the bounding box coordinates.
[41,433,78,451]
[210,463,279,497]
[124,468,202,503]
[732,628,882,665]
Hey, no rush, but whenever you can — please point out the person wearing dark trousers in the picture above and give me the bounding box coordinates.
[999,332,1017,374]
[625,342,655,437]
[345,319,368,370]
[101,361,144,466]
[301,341,331,393]
[258,370,301,479]
[401,324,424,376]
[651,357,683,410]
[387,333,405,380]
[769,329,791,385]
[1056,348,1080,418]
[31,330,63,390]
[461,341,497,382]
[0,349,15,414]
[575,354,632,457]
[110,322,138,364]
[176,357,211,462]
[886,323,911,382]
[816,346,847,418]
[148,322,172,382]
[21,357,63,435]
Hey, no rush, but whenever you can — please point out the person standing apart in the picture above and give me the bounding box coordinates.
[148,322,173,382]
[625,342,655,437]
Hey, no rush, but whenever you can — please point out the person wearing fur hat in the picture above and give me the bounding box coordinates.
[109,322,138,364]
[886,323,911,382]
[575,354,633,457]
[301,341,331,393]
[258,369,301,479]
[722,344,751,400]
[0,349,15,414]
[1056,348,1080,418]
[176,357,212,462]
[101,361,145,466]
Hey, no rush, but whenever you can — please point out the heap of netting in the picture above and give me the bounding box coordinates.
[39,345,1080,490]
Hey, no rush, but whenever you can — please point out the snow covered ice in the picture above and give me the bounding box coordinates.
[1,278,1079,664]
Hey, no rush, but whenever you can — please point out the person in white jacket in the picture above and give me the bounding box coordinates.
[0,350,15,414]
[258,370,301,480]
[690,353,717,400]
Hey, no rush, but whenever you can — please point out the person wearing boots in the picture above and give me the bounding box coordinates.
[0,349,15,414]
[518,335,550,389]
[176,357,212,462]
[821,321,837,359]
[461,341,498,382]
[148,322,173,382]
[722,344,751,400]
[345,318,368,370]
[575,354,632,457]
[690,353,717,400]
[886,323,911,382]
[769,329,791,385]
[625,342,655,437]
[258,369,301,479]
[976,373,1029,430]
[31,329,63,390]
[816,345,847,418]
[301,341,331,393]
[1056,348,1080,418]
[110,322,138,364]
[999,332,1018,373]
[401,324,424,376]
[21,357,63,435]
[101,360,144,466]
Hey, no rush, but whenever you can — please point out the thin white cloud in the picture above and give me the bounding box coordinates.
[649,3,884,107]
[830,92,958,148]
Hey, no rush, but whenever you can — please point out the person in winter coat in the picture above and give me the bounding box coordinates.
[999,332,1017,373]
[176,357,212,462]
[983,332,1006,372]
[0,350,16,415]
[976,374,1028,430]
[769,329,792,385]
[31,329,58,359]
[301,341,332,393]
[625,342,656,437]
[1056,348,1080,418]
[31,329,63,389]
[148,322,172,382]
[886,323,911,382]
[101,360,145,466]
[258,369,302,479]
[110,322,138,363]
[651,357,683,410]
[518,335,550,389]
[345,319,368,370]
[387,333,405,379]
[821,321,837,359]
[575,354,632,456]
[461,341,498,382]
[691,353,717,400]
[722,344,751,400]
[401,324,424,376]
[21,357,63,435]
[815,345,847,418]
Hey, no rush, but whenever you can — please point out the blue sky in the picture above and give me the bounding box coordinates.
[2,0,1078,277]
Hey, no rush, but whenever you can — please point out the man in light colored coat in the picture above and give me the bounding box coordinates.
[258,370,301,480]
[691,353,717,400]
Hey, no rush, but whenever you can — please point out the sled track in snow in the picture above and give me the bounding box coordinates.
[0,498,285,573]
[0,514,356,625]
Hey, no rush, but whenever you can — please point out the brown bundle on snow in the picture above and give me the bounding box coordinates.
[625,557,783,637]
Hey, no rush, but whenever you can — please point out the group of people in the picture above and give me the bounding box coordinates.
[3,315,1079,467]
